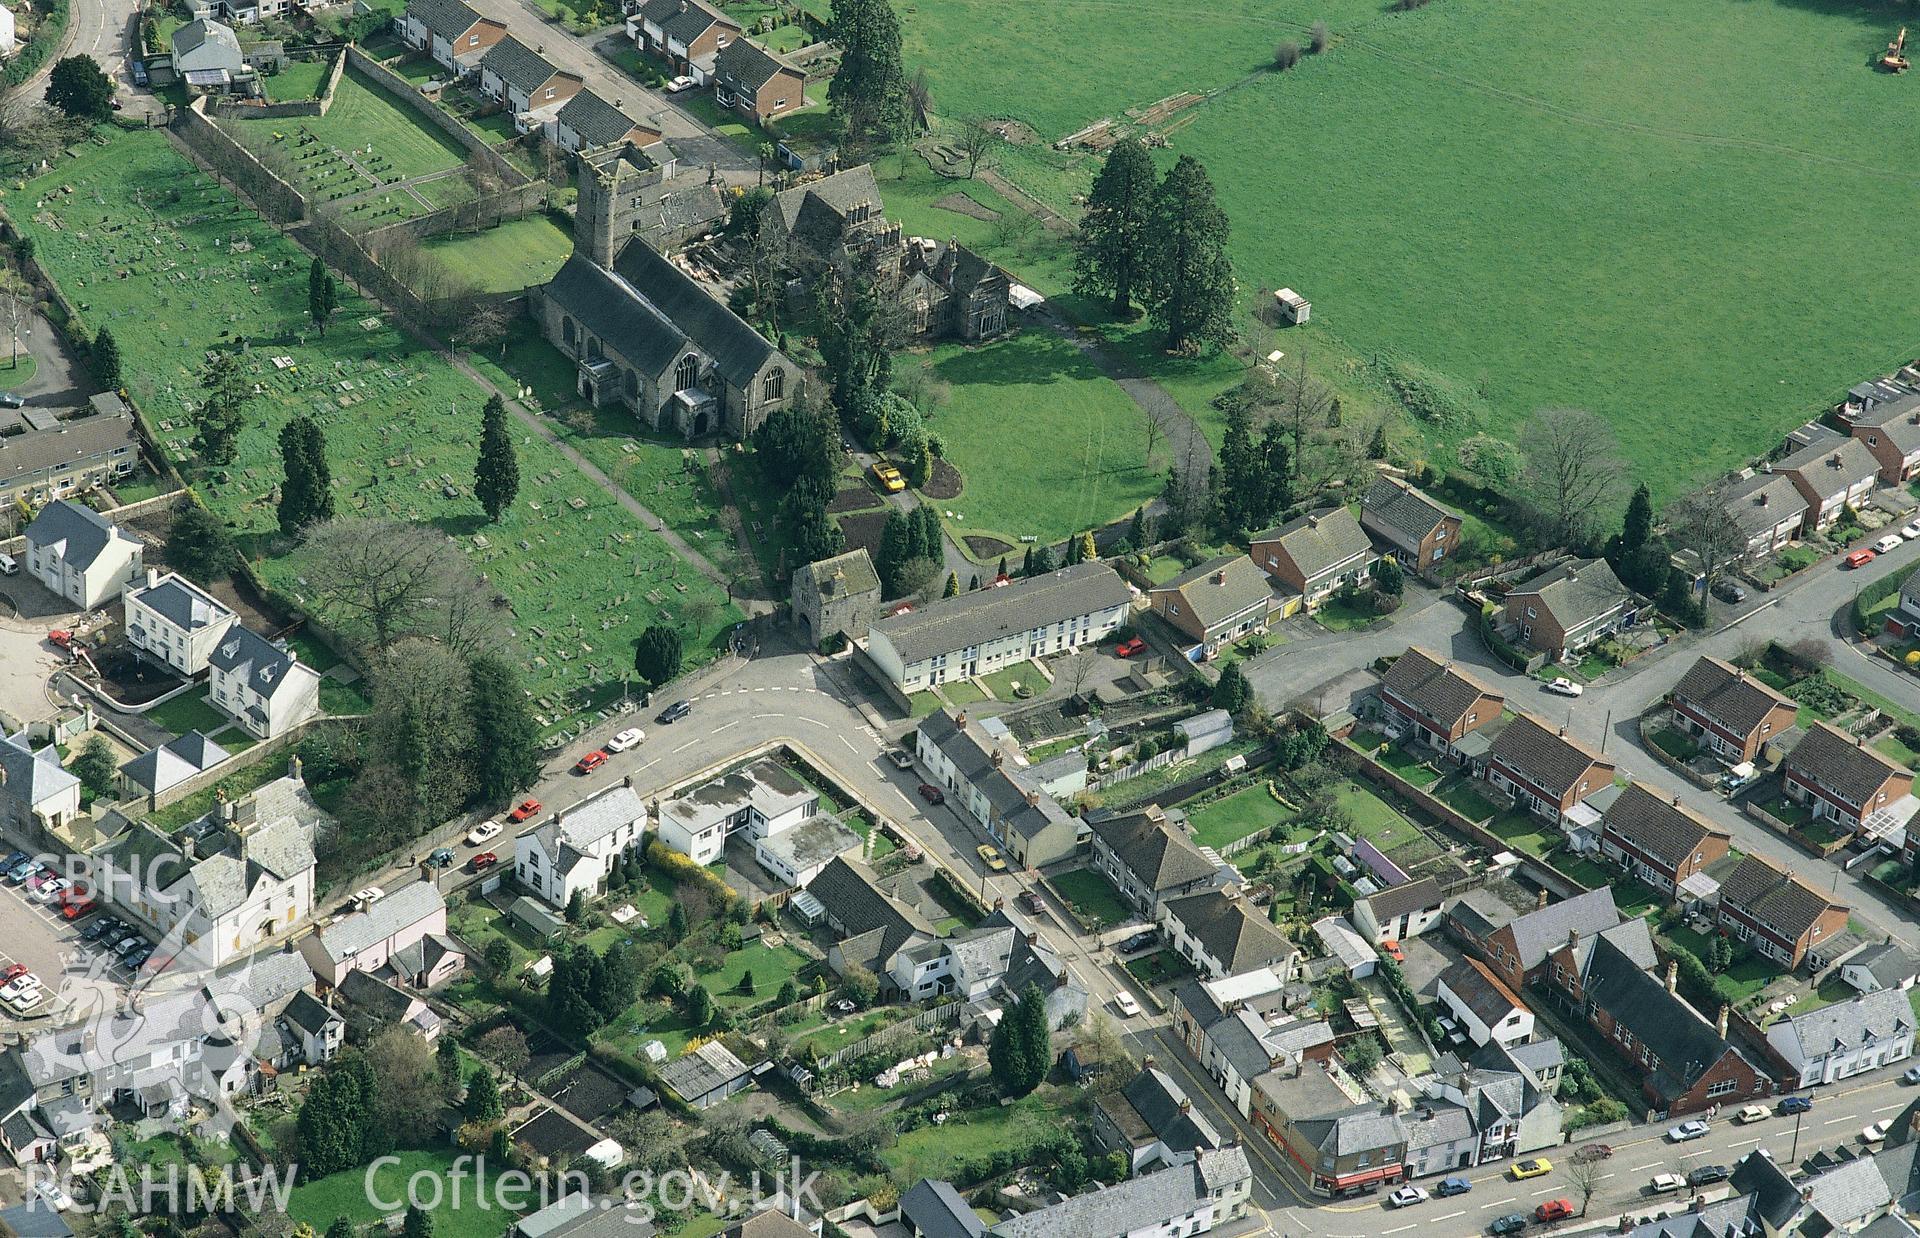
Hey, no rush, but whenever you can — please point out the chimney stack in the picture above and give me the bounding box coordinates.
[1024,789,1038,806]
[1716,1004,1730,1039]
[1568,928,1579,951]
[1673,795,1683,807]
[1536,888,1549,910]
[1665,960,1679,995]
[1214,569,1227,585]
[991,750,1003,769]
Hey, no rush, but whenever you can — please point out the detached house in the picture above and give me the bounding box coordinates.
[1482,714,1616,826]
[1598,783,1732,896]
[1714,855,1849,969]
[712,38,805,124]
[1374,647,1505,761]
[1148,555,1277,658]
[513,784,646,907]
[1089,806,1221,913]
[1784,721,1914,837]
[22,500,143,611]
[1777,430,1880,532]
[124,570,238,676]
[916,707,1079,868]
[208,625,322,741]
[655,758,816,866]
[628,0,741,85]
[301,881,464,991]
[1351,876,1445,944]
[1159,888,1298,982]
[1852,391,1920,483]
[1669,655,1798,765]
[1711,471,1811,561]
[478,37,583,120]
[1360,476,1463,573]
[1249,507,1377,614]
[1448,885,1623,994]
[1766,988,1915,1087]
[401,0,506,72]
[1500,557,1637,661]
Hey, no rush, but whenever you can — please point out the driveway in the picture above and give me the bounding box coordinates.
[7,310,85,408]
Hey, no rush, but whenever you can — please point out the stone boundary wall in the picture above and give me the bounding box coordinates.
[209,47,349,120]
[360,180,552,245]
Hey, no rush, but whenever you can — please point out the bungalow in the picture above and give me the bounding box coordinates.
[1481,714,1617,826]
[124,569,238,676]
[1777,430,1880,532]
[1350,876,1444,945]
[1765,988,1914,1087]
[1500,557,1637,661]
[915,707,1080,869]
[1434,958,1533,1048]
[1782,721,1914,836]
[1851,391,1920,483]
[1088,805,1221,913]
[478,37,584,120]
[712,38,805,124]
[1711,470,1810,562]
[553,90,663,154]
[22,500,144,611]
[1360,476,1463,573]
[1159,887,1298,983]
[119,731,228,801]
[1373,647,1505,761]
[401,0,506,72]
[1249,507,1378,614]
[1597,783,1732,895]
[1841,941,1919,994]
[803,855,936,989]
[628,0,741,85]
[1148,555,1277,658]
[1668,655,1798,765]
[1714,854,1849,970]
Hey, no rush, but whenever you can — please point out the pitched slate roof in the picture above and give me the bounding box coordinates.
[1379,647,1503,730]
[1769,988,1914,1070]
[1719,855,1846,942]
[1786,721,1908,805]
[1358,876,1444,927]
[1582,933,1745,1100]
[0,732,78,808]
[1162,889,1296,974]
[1362,476,1461,543]
[714,37,801,93]
[871,562,1133,667]
[1487,713,1613,798]
[120,730,230,796]
[129,572,233,632]
[771,165,883,231]
[989,1153,1226,1238]
[1566,916,1660,979]
[1506,556,1632,628]
[636,0,739,45]
[1779,429,1879,483]
[311,881,445,964]
[546,247,780,390]
[23,500,137,572]
[557,90,654,148]
[1152,555,1275,630]
[1089,809,1217,894]
[0,410,139,490]
[898,1181,982,1238]
[1714,470,1810,537]
[1847,941,1918,989]
[1855,392,1920,452]
[480,35,561,94]
[407,0,483,40]
[1439,957,1527,1028]
[281,989,340,1038]
[805,855,933,962]
[173,17,241,58]
[1252,506,1373,579]
[1671,656,1795,739]
[1493,886,1622,972]
[1599,782,1729,868]
[1118,1066,1220,1153]
[798,548,880,599]
[208,625,314,703]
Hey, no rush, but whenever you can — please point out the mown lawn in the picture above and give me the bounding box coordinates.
[1186,781,1287,850]
[1487,809,1555,859]
[425,214,575,294]
[143,687,228,737]
[289,1148,517,1238]
[1049,868,1132,928]
[901,0,1920,501]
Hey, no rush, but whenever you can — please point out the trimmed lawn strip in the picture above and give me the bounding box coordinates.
[1048,868,1131,929]
[290,1148,516,1238]
[1186,781,1288,850]
[424,214,574,294]
[144,688,229,737]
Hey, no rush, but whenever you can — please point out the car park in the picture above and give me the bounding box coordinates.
[1649,1173,1686,1194]
[1847,549,1876,568]
[1687,1166,1730,1187]
[1737,1104,1770,1124]
[607,727,645,753]
[1544,677,1583,697]
[470,851,499,872]
[1490,1214,1529,1234]
[1512,1158,1553,1180]
[917,783,945,805]
[977,844,1007,872]
[1669,1120,1711,1141]
[1435,1176,1472,1198]
[1112,991,1141,1018]
[1875,534,1904,554]
[508,799,542,822]
[575,750,609,774]
[114,936,145,956]
[1389,1186,1429,1208]
[655,700,693,725]
[1535,1200,1572,1223]
[0,851,26,872]
[1864,1120,1891,1144]
[466,821,503,846]
[1779,1095,1814,1113]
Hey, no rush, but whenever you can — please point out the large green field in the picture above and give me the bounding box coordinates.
[13,133,738,733]
[902,0,1920,499]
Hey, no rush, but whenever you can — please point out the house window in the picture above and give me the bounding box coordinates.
[774,98,787,109]
[468,32,479,45]
[1707,1079,1738,1098]
[675,354,699,391]
[1525,606,1537,619]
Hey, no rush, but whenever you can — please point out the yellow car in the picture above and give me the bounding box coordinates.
[1511,1158,1553,1181]
[871,461,906,492]
[977,844,1008,872]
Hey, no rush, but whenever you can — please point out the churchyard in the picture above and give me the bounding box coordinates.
[10,132,739,737]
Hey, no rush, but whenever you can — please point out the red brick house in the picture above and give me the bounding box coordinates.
[1359,476,1463,574]
[1249,507,1377,614]
[1781,722,1914,835]
[1446,885,1622,995]
[1540,917,1660,1008]
[1481,714,1616,824]
[1374,647,1504,761]
[1668,656,1797,765]
[1500,557,1637,661]
[629,0,742,84]
[1850,391,1920,483]
[1597,783,1732,896]
[1776,430,1879,532]
[712,38,806,124]
[1714,855,1850,970]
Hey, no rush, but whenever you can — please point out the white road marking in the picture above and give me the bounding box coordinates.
[710,719,739,734]
[1529,1187,1559,1197]
[1823,1115,1850,1125]
[1630,1161,1663,1171]
[1384,1226,1416,1234]
[1491,1197,1517,1207]
[1434,1212,1465,1222]
[1875,1103,1905,1114]
[672,739,700,753]
[799,716,828,726]
[1730,1137,1762,1148]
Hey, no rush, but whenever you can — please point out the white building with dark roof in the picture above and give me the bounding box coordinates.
[119,731,229,800]
[124,569,238,676]
[655,757,817,868]
[1765,987,1915,1087]
[208,625,322,740]
[514,783,646,907]
[22,500,143,610]
[0,731,80,838]
[916,707,1080,868]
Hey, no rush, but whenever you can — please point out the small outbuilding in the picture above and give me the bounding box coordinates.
[1274,288,1310,325]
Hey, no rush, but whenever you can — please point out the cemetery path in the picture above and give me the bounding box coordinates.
[450,353,771,614]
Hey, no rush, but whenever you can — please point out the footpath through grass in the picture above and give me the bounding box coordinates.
[13,133,739,735]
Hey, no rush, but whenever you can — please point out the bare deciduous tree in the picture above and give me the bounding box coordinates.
[300,518,476,649]
[1565,1154,1607,1216]
[1519,408,1626,548]
[958,118,998,179]
[454,298,513,358]
[0,267,31,370]
[1665,487,1749,591]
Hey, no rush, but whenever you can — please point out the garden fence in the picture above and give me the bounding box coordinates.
[812,1003,962,1071]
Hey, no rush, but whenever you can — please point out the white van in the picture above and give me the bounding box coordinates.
[0,553,17,575]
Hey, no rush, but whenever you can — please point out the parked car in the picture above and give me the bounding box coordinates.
[655,700,693,725]
[508,799,542,822]
[976,844,1007,872]
[916,783,945,805]
[33,877,68,903]
[0,851,28,871]
[60,898,95,920]
[1016,890,1042,914]
[1736,1104,1770,1124]
[1,964,29,982]
[1118,929,1159,954]
[1489,1214,1530,1235]
[1111,991,1141,1018]
[1712,579,1748,603]
[466,821,503,846]
[1381,938,1406,962]
[1780,1095,1815,1112]
[1544,677,1583,697]
[606,727,645,753]
[1900,521,1920,540]
[1534,1200,1573,1223]
[1846,548,1877,568]
[1649,1173,1687,1195]
[1863,1120,1892,1144]
[352,886,386,908]
[1512,1158,1553,1180]
[81,919,115,941]
[1904,1066,1920,1085]
[7,860,41,883]
[574,749,609,774]
[1389,1186,1429,1208]
[665,74,696,93]
[1435,1176,1473,1198]
[1875,534,1904,554]
[470,851,499,872]
[426,847,455,868]
[1669,1120,1711,1141]
[1687,1166,1730,1187]
[0,393,24,409]
[113,936,145,956]
[886,748,914,770]
[1115,637,1147,658]
[32,1182,71,1214]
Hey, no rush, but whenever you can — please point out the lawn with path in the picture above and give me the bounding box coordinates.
[1186,781,1290,850]
[290,1148,516,1238]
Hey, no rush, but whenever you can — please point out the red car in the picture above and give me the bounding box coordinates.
[469,851,499,872]
[1573,1143,1613,1163]
[1381,938,1406,963]
[1115,637,1146,658]
[1,964,28,982]
[1535,1200,1573,1223]
[1847,549,1877,568]
[60,898,96,920]
[508,798,542,822]
[917,783,945,805]
[574,750,608,775]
